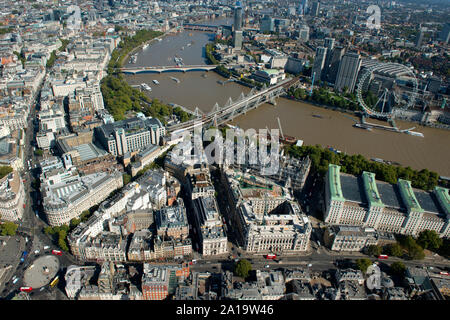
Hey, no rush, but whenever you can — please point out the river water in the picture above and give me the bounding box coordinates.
[124,20,450,176]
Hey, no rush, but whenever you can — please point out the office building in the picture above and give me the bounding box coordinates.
[438,23,450,43]
[311,2,320,16]
[334,52,361,93]
[324,38,335,51]
[312,47,327,82]
[234,2,243,31]
[192,196,228,256]
[323,225,395,252]
[326,46,345,84]
[155,198,189,239]
[324,164,450,238]
[260,15,274,33]
[416,28,424,48]
[95,116,165,157]
[42,171,123,226]
[301,0,309,15]
[298,24,310,42]
[233,30,243,49]
[221,168,312,253]
[0,171,25,222]
[141,265,169,300]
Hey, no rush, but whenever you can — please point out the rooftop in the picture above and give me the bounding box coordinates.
[328,164,344,201]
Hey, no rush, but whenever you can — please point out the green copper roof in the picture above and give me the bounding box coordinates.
[362,171,384,207]
[328,164,345,201]
[398,179,423,213]
[435,186,450,217]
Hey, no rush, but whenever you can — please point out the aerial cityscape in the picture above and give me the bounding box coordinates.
[0,0,450,305]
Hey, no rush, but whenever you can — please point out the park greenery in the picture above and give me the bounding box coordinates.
[107,29,163,73]
[384,242,403,257]
[58,38,70,51]
[123,173,132,186]
[234,259,252,278]
[284,144,440,191]
[417,230,443,251]
[0,221,18,236]
[390,261,406,276]
[367,244,383,257]
[0,27,14,35]
[205,42,219,65]
[13,51,26,67]
[356,258,373,273]
[397,235,426,260]
[0,166,13,179]
[101,29,192,123]
[287,86,361,112]
[370,231,443,261]
[34,149,44,156]
[46,50,57,68]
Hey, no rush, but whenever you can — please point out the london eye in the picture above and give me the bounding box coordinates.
[356,62,418,119]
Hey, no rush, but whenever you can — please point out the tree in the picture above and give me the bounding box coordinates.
[367,245,382,257]
[417,230,443,251]
[34,149,43,156]
[0,166,13,179]
[385,243,403,257]
[408,243,425,260]
[80,210,91,222]
[390,262,406,276]
[123,173,132,186]
[356,258,372,273]
[234,259,252,278]
[0,221,18,236]
[70,218,81,229]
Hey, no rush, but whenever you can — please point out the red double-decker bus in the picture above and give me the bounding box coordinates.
[265,254,277,260]
[378,254,389,260]
[52,250,62,256]
[20,287,32,292]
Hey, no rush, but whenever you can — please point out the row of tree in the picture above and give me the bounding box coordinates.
[285,144,440,191]
[366,230,444,261]
[107,29,163,73]
[44,210,92,252]
[287,87,361,112]
[101,29,192,123]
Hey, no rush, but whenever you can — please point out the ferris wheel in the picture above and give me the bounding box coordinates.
[356,62,418,119]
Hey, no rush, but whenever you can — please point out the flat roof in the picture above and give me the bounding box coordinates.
[376,182,404,210]
[340,174,366,204]
[414,190,441,215]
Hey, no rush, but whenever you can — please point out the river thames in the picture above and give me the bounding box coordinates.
[124,20,450,176]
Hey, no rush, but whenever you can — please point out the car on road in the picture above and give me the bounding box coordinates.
[44,246,50,250]
[12,277,19,284]
[34,249,40,255]
[265,265,270,268]
[307,263,312,267]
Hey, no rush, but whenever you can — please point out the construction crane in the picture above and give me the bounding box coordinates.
[309,71,316,96]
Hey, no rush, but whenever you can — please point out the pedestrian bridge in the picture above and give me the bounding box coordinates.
[121,65,217,74]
